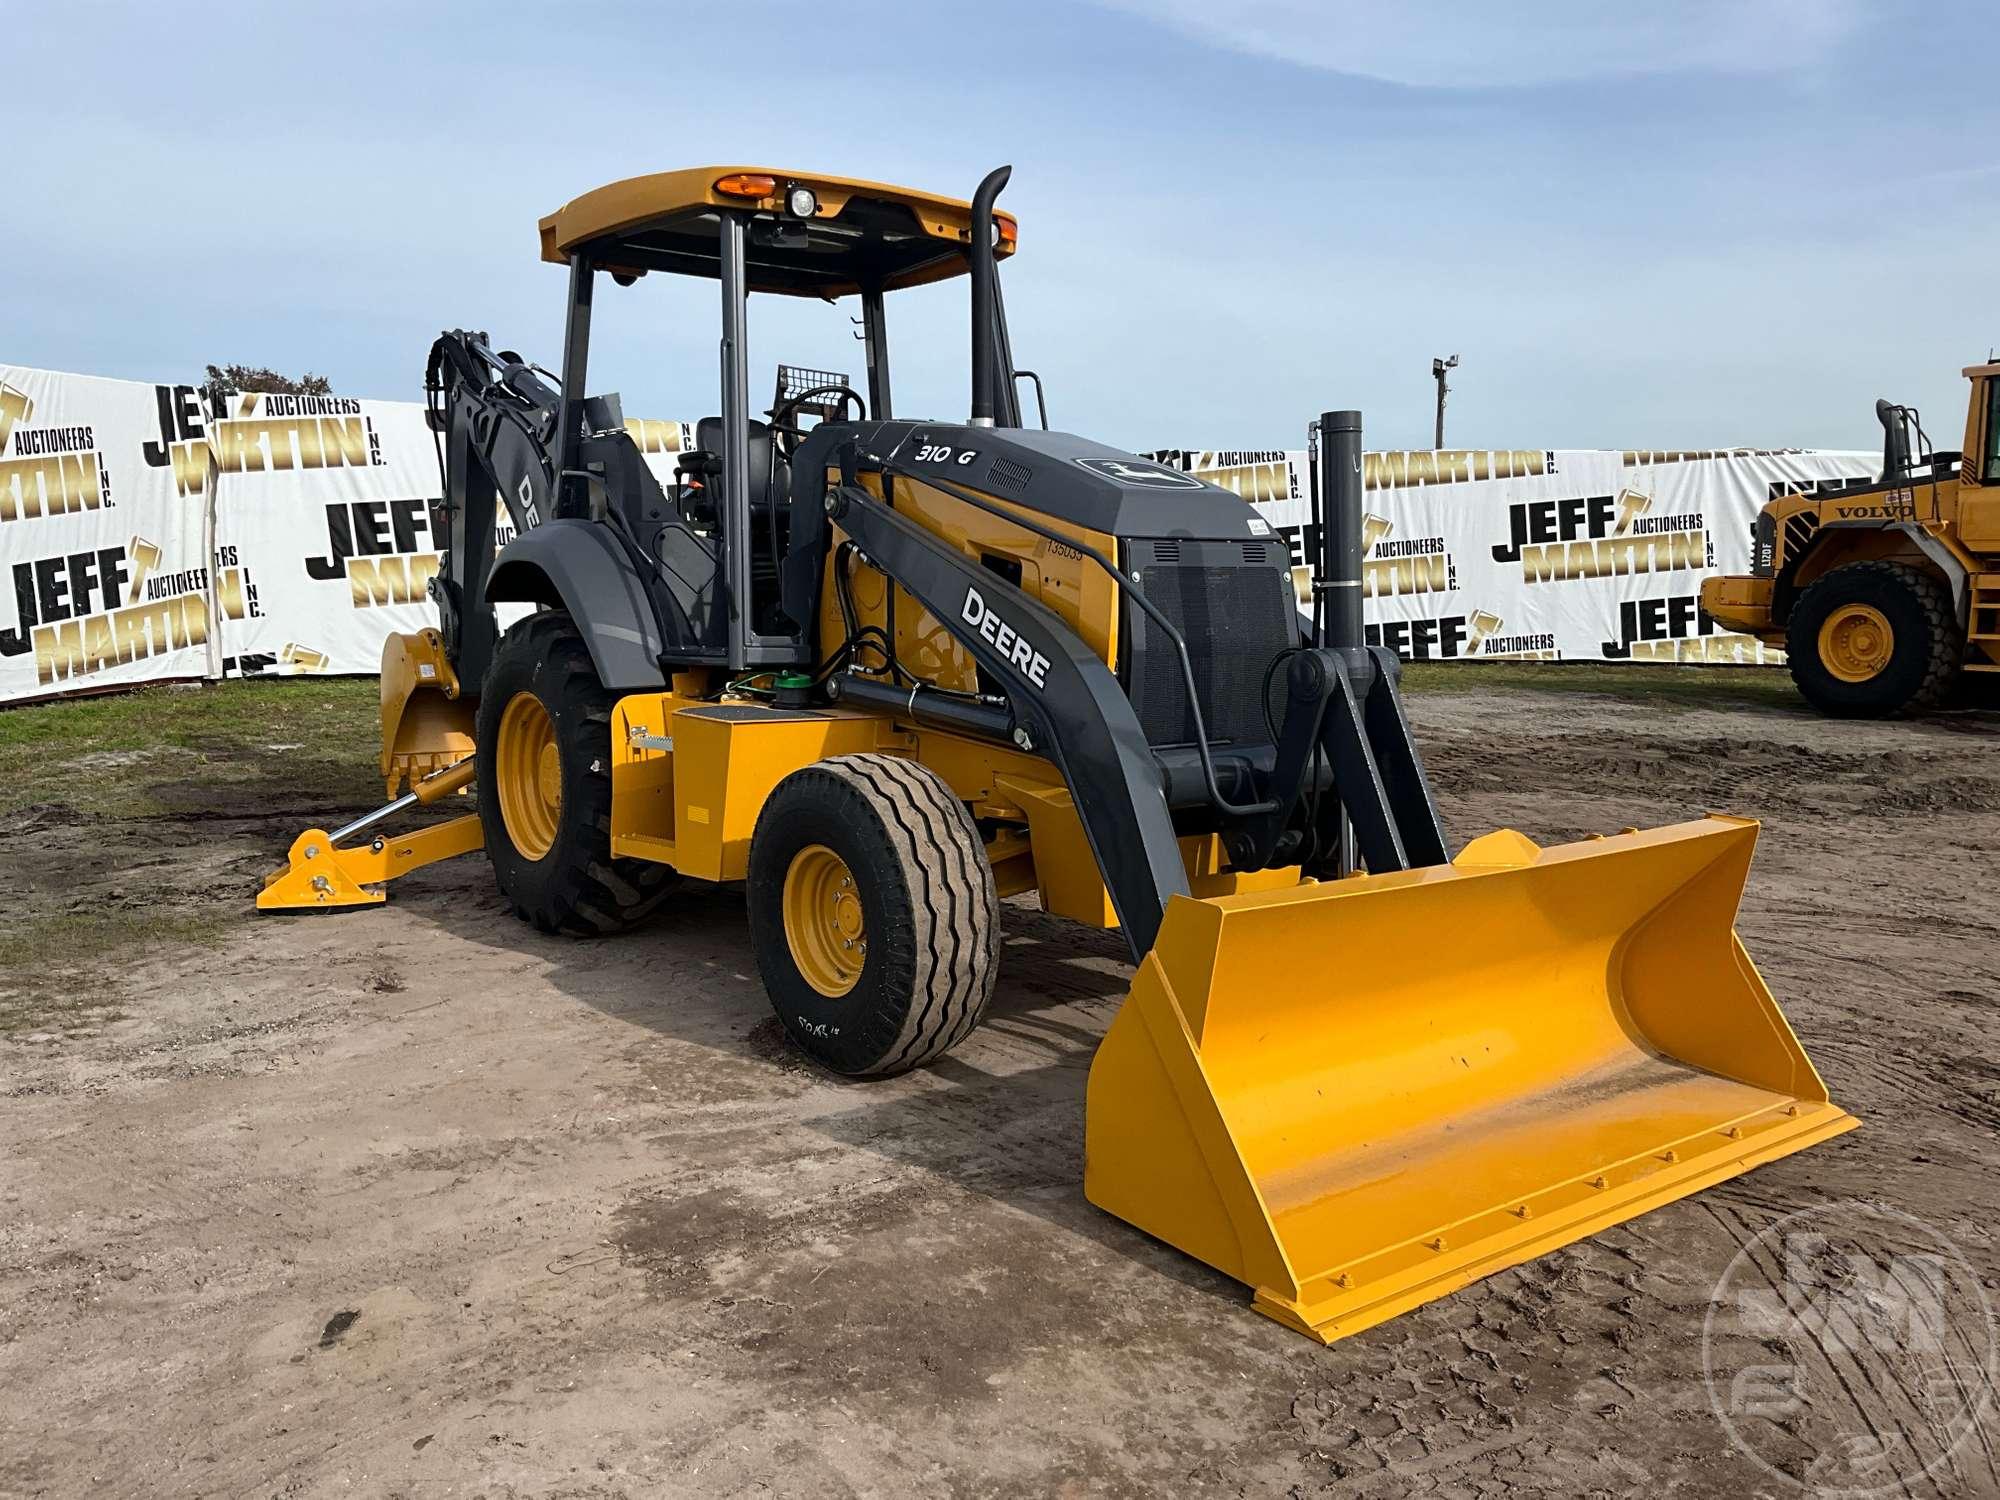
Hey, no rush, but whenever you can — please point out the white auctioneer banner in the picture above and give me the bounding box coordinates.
[0,360,1879,705]
[0,363,690,705]
[1152,446,1879,664]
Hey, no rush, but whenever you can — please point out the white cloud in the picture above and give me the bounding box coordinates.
[1100,0,1863,88]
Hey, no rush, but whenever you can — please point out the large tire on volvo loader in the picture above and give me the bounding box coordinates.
[747,754,998,1077]
[476,612,679,934]
[1787,560,1960,718]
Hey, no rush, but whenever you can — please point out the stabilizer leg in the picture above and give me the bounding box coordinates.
[258,759,481,912]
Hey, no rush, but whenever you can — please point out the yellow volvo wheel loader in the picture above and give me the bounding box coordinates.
[1704,362,2000,716]
[262,165,1855,1343]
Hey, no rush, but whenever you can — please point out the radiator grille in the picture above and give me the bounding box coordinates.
[1126,562,1294,747]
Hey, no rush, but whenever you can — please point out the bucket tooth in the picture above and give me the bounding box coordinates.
[1083,817,1858,1344]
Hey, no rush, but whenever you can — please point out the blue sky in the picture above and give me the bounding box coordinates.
[7,1,1994,452]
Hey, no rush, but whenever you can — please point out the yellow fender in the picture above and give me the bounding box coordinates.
[1084,816,1858,1344]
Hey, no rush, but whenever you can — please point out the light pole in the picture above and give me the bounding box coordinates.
[1431,354,1459,450]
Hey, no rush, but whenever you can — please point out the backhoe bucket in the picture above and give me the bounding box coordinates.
[379,628,475,796]
[1085,816,1857,1345]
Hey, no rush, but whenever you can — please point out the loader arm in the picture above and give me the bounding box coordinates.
[825,478,1190,957]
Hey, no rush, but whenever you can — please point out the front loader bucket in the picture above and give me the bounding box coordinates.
[1084,817,1857,1344]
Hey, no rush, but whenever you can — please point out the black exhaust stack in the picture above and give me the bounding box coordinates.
[1876,398,1912,482]
[1316,409,1365,650]
[969,165,1011,428]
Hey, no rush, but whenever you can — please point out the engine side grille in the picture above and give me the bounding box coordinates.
[1124,551,1295,748]
[990,457,1032,493]
[1783,512,1819,565]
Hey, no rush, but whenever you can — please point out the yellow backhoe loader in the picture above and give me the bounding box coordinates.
[261,166,1855,1343]
[1704,362,2000,715]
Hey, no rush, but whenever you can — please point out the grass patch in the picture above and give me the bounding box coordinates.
[0,677,382,818]
[1399,660,1802,712]
[0,908,227,1034]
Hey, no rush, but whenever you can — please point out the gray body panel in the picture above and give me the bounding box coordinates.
[485,518,668,691]
[867,422,1270,540]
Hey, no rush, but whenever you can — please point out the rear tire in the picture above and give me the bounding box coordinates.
[476,611,678,935]
[1787,561,1960,718]
[747,754,998,1076]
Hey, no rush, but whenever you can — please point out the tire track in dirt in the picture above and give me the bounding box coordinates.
[2,683,1996,1495]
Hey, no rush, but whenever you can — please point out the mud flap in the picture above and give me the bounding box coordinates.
[1083,817,1858,1344]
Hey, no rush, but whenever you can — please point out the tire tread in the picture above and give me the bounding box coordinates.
[477,612,677,936]
[1788,560,1960,718]
[751,752,998,1076]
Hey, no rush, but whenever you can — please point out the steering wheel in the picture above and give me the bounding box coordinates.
[768,384,867,459]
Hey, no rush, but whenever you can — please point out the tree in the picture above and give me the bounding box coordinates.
[203,363,333,396]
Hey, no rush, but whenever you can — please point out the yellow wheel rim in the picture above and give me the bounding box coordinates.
[496,690,561,860]
[1818,603,1895,683]
[782,844,866,998]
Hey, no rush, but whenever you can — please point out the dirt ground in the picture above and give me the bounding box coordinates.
[2,671,1997,1498]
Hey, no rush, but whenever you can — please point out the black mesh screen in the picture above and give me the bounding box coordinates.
[1125,559,1295,747]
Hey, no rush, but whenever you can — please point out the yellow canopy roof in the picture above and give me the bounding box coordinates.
[537,167,1018,298]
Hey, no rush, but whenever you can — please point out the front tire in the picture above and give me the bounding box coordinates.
[1787,561,1960,718]
[475,611,678,934]
[747,754,998,1076]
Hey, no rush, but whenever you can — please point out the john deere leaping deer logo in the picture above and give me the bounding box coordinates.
[1074,456,1203,489]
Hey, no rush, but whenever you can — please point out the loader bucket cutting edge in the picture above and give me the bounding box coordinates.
[1082,816,1858,1344]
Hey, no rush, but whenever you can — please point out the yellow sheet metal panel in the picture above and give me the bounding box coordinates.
[995,774,1118,929]
[610,691,683,856]
[669,705,885,882]
[814,474,1121,697]
[887,478,1121,676]
[1084,817,1858,1345]
[1180,833,1300,899]
[1697,575,1777,638]
[1959,492,2000,553]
